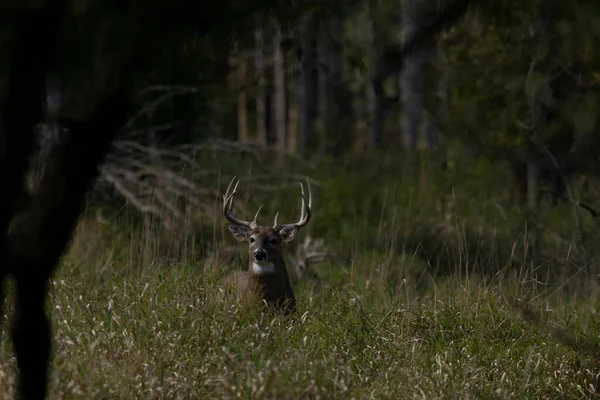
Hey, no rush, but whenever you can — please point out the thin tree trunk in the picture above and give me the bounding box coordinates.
[237,54,249,143]
[425,46,448,149]
[298,13,315,156]
[209,99,225,138]
[526,161,540,208]
[329,17,352,156]
[399,0,425,150]
[526,1,558,208]
[352,94,368,152]
[287,80,299,153]
[273,21,287,160]
[421,43,445,148]
[367,80,383,151]
[317,29,328,131]
[254,25,268,146]
[423,111,440,148]
[367,5,383,150]
[212,56,235,139]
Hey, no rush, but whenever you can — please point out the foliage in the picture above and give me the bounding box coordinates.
[439,0,600,157]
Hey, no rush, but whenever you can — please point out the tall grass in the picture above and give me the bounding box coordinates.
[0,146,599,398]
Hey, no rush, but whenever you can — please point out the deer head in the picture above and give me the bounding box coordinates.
[222,177,312,313]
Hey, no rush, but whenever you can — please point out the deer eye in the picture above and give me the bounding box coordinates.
[249,237,255,244]
[268,237,278,246]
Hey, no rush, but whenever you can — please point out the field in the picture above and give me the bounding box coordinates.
[0,149,599,399]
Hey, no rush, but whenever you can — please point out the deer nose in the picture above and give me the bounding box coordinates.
[253,248,268,262]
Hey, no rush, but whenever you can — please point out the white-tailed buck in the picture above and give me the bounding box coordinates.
[222,177,312,314]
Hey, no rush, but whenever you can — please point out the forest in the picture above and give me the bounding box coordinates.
[2,0,600,398]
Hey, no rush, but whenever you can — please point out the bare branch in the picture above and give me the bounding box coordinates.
[539,188,600,218]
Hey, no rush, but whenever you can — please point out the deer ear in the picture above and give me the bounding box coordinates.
[227,224,252,241]
[278,225,299,242]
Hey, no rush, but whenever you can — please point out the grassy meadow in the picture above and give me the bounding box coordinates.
[1,147,600,398]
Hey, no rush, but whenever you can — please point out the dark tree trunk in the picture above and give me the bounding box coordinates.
[399,0,425,150]
[273,20,287,160]
[0,4,136,399]
[287,78,299,153]
[237,53,249,143]
[298,13,318,156]
[317,29,328,129]
[327,17,352,157]
[367,5,384,150]
[254,24,268,146]
[0,3,65,398]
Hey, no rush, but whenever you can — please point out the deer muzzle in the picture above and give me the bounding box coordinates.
[253,248,268,262]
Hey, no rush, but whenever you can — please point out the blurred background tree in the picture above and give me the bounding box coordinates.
[4,0,600,281]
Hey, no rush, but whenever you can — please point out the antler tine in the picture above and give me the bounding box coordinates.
[295,177,312,227]
[276,177,312,229]
[222,177,255,228]
[271,177,313,230]
[252,204,264,226]
[222,176,237,204]
[223,178,240,214]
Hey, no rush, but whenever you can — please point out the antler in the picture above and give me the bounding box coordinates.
[223,177,262,229]
[273,177,312,228]
[292,235,331,280]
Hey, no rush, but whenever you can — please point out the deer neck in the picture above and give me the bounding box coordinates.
[251,260,277,275]
[247,255,293,300]
[248,255,289,281]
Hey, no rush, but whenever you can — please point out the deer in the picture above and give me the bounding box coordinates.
[221,177,312,315]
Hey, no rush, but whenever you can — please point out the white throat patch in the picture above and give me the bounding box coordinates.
[252,261,276,275]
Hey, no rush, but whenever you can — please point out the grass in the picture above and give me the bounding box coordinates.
[1,147,600,399]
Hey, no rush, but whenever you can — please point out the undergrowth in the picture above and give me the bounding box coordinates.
[0,147,599,398]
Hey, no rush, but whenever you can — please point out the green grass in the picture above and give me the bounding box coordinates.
[1,147,600,399]
[2,263,598,399]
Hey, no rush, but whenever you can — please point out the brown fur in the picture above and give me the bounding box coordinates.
[221,177,311,315]
[223,225,298,315]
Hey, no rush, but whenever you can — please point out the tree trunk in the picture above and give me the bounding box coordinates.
[430,46,449,149]
[273,21,287,160]
[317,29,328,132]
[210,94,226,139]
[352,94,368,152]
[254,25,268,146]
[367,5,383,150]
[423,111,440,148]
[525,0,559,207]
[326,17,352,157]
[399,0,425,150]
[237,54,249,143]
[422,44,445,149]
[287,79,299,153]
[0,5,135,400]
[367,79,384,151]
[298,14,316,157]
